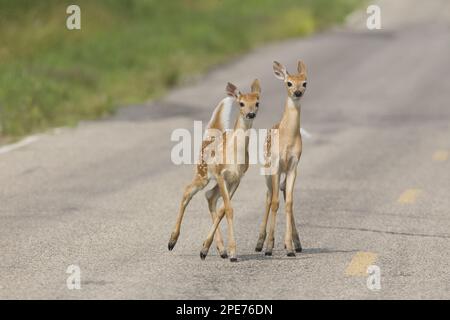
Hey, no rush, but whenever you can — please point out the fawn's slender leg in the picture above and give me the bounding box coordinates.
[203,181,240,256]
[211,180,240,255]
[223,181,238,262]
[287,167,302,252]
[215,180,240,220]
[205,184,227,258]
[201,176,237,261]
[265,173,280,256]
[168,176,208,251]
[280,176,287,202]
[200,206,226,260]
[291,209,302,253]
[284,168,297,256]
[255,181,272,252]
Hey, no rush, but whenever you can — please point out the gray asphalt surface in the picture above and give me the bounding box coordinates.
[1,1,449,299]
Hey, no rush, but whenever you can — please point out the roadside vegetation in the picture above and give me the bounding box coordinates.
[0,0,363,142]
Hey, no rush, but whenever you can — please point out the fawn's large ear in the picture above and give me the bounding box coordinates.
[226,82,239,98]
[251,79,261,94]
[273,61,288,80]
[297,60,307,77]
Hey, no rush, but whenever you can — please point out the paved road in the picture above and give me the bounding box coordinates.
[1,1,449,299]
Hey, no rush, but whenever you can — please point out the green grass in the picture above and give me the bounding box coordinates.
[0,0,362,141]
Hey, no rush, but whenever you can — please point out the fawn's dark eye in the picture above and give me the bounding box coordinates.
[256,102,259,107]
[287,81,293,87]
[303,82,307,88]
[239,102,245,107]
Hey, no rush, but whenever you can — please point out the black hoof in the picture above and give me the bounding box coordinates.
[287,252,296,257]
[265,251,272,256]
[295,247,303,253]
[168,241,176,251]
[220,252,228,259]
[255,238,264,252]
[230,257,238,262]
[200,251,207,260]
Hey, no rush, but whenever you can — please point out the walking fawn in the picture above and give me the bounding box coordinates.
[168,79,261,262]
[255,60,307,256]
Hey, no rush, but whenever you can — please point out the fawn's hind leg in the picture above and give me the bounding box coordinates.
[168,175,209,251]
[205,184,228,258]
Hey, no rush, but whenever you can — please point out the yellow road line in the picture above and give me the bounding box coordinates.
[345,251,378,276]
[397,189,422,204]
[432,150,449,162]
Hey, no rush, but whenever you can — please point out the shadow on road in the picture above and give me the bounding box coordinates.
[237,248,358,261]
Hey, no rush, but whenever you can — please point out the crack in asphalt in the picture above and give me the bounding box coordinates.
[303,223,450,239]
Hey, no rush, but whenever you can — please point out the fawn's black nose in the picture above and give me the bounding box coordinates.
[294,90,303,97]
[247,112,256,119]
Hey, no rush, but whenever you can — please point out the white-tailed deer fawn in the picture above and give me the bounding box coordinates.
[168,79,261,262]
[255,60,307,256]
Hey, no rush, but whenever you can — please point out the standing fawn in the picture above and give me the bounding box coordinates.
[255,60,307,256]
[168,79,261,262]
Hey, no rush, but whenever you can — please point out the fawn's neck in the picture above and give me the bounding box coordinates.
[231,115,252,161]
[280,97,301,135]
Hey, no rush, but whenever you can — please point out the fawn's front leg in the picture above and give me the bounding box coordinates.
[284,168,298,256]
[287,168,302,253]
[265,173,280,256]
[255,188,272,252]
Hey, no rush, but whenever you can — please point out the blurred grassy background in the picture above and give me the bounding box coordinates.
[0,0,362,141]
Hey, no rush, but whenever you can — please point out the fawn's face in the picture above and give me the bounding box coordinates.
[226,79,261,120]
[273,60,308,101]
